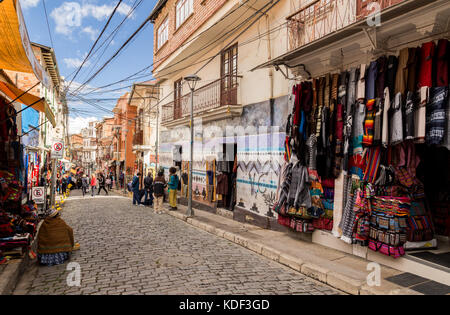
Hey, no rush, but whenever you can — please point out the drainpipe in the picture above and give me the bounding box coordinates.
[266,14,274,127]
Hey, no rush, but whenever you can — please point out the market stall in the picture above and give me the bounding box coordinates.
[0,94,40,264]
[273,39,449,259]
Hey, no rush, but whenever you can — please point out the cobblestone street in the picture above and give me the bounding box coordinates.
[13,190,341,295]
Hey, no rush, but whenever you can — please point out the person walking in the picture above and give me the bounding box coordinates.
[109,174,114,190]
[119,172,125,189]
[132,172,142,206]
[56,174,61,195]
[144,172,154,206]
[97,173,109,195]
[168,167,179,210]
[61,177,67,195]
[90,175,97,197]
[106,175,112,192]
[81,175,89,197]
[153,170,167,214]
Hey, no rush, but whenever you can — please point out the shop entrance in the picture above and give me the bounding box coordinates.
[217,143,237,211]
[408,145,450,270]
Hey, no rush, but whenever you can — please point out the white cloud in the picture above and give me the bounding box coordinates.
[81,26,99,41]
[63,55,90,69]
[50,1,133,36]
[21,0,40,9]
[68,116,98,135]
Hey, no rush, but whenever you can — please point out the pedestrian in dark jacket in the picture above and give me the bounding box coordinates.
[132,172,142,206]
[81,175,89,197]
[144,172,153,206]
[97,173,108,195]
[153,171,167,214]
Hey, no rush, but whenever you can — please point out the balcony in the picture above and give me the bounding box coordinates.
[133,130,144,146]
[253,0,435,72]
[161,75,242,127]
[287,0,406,51]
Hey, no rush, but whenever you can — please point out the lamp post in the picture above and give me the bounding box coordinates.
[184,74,201,217]
[124,126,128,195]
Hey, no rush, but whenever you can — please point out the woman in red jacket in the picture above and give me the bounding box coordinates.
[90,175,97,197]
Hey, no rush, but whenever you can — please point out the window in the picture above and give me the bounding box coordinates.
[157,18,169,49]
[220,43,238,105]
[176,0,194,29]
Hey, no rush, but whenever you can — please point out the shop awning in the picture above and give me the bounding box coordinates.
[0,81,56,127]
[0,0,51,88]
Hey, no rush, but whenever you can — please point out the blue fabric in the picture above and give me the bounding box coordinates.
[131,176,139,192]
[132,191,141,205]
[168,175,179,190]
[38,252,70,266]
[21,106,39,133]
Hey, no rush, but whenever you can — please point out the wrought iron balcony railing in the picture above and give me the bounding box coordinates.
[161,75,240,123]
[287,0,405,51]
[133,130,144,146]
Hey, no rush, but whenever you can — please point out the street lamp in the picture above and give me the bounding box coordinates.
[184,74,201,217]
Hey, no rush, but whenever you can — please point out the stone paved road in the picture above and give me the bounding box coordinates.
[13,190,341,295]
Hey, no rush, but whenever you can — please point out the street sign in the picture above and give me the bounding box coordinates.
[32,187,45,204]
[51,141,64,159]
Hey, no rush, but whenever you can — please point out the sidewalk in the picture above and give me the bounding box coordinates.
[162,203,425,295]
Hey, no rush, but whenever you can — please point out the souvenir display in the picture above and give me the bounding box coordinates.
[273,39,450,257]
[0,96,41,264]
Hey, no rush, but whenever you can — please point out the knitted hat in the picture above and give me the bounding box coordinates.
[47,208,59,218]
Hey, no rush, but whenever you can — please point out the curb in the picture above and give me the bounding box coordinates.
[165,209,408,295]
[0,222,41,295]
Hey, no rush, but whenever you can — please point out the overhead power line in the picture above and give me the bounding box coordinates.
[68,0,282,126]
[42,0,54,49]
[66,0,124,92]
[71,0,255,97]
[77,0,144,84]
[72,14,153,95]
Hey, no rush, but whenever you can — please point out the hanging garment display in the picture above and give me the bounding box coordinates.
[404,91,416,141]
[391,92,404,145]
[395,48,409,96]
[418,41,436,88]
[386,55,399,98]
[274,38,450,257]
[415,87,429,143]
[407,47,420,93]
[436,39,449,87]
[426,86,448,145]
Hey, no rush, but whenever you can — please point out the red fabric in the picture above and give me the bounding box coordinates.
[0,98,8,142]
[292,84,302,125]
[436,39,449,87]
[418,41,436,88]
[335,103,344,141]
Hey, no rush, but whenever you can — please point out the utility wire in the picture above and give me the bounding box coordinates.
[68,0,281,124]
[75,0,144,84]
[64,0,141,81]
[71,0,255,97]
[66,0,124,92]
[42,0,54,49]
[72,14,152,95]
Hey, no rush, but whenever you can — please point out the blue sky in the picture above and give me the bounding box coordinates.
[21,0,158,133]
